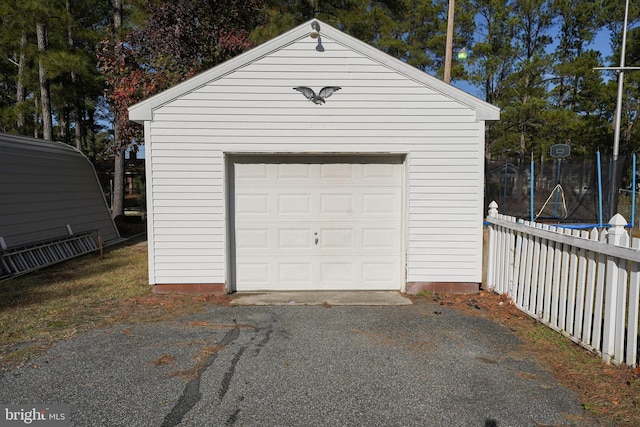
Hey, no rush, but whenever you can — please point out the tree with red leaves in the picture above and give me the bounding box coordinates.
[97,0,262,218]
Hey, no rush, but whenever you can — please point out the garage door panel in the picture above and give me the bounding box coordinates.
[236,194,269,215]
[236,229,269,249]
[278,228,314,249]
[279,263,313,284]
[362,262,398,283]
[362,192,400,215]
[320,194,354,215]
[362,228,397,249]
[278,163,312,179]
[320,163,355,179]
[320,262,353,284]
[233,160,403,291]
[363,163,399,178]
[236,262,270,285]
[319,229,353,249]
[277,194,311,214]
[235,163,268,179]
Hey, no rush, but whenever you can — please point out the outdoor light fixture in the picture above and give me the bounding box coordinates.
[309,21,324,52]
[310,21,320,39]
[457,48,468,61]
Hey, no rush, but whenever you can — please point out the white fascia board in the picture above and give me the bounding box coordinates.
[128,19,501,123]
[129,102,153,123]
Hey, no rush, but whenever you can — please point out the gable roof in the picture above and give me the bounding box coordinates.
[129,19,500,122]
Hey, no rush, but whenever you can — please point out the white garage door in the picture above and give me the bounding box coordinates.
[232,157,403,291]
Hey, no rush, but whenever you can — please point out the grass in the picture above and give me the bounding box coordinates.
[2,240,640,425]
[0,239,227,370]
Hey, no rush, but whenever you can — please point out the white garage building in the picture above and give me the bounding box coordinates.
[129,19,500,294]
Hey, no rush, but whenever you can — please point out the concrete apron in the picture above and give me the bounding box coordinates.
[229,291,413,306]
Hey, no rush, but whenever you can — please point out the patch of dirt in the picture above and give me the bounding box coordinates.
[169,345,225,381]
[106,293,232,324]
[187,321,254,329]
[151,354,175,366]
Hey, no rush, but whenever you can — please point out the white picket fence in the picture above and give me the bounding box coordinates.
[485,201,640,367]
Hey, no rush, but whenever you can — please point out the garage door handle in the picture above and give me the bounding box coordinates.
[314,232,318,246]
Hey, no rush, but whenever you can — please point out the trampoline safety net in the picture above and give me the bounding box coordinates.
[485,155,630,225]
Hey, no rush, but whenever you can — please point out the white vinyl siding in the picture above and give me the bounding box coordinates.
[135,21,499,288]
[147,146,225,284]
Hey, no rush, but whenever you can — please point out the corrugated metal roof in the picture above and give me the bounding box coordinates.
[0,133,120,250]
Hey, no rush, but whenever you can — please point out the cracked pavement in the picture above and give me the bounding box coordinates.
[0,300,599,426]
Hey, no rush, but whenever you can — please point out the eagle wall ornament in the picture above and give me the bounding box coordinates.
[293,86,342,104]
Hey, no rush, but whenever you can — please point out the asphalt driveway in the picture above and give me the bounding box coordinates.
[1,297,597,426]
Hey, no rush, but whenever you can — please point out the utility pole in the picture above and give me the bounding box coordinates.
[443,0,455,84]
[613,0,630,159]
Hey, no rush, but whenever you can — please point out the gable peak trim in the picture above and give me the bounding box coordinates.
[128,19,499,122]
